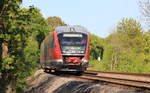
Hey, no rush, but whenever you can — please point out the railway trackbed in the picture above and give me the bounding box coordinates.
[73,70,150,90]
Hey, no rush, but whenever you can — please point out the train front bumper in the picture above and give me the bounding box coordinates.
[50,60,88,71]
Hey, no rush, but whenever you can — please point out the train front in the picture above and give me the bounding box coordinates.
[56,26,89,72]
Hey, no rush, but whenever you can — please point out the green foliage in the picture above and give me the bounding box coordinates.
[17,7,50,47]
[15,36,40,92]
[0,1,50,92]
[90,34,104,60]
[1,56,15,70]
[90,18,150,74]
[18,36,39,79]
[143,31,150,63]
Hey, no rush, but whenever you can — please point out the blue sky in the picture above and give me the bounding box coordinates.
[22,0,145,38]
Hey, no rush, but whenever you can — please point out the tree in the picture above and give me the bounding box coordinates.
[139,1,150,72]
[139,0,150,25]
[18,7,50,47]
[90,34,104,60]
[116,18,143,52]
[46,16,66,30]
[0,0,22,63]
[0,0,22,93]
[0,2,50,92]
[102,18,145,72]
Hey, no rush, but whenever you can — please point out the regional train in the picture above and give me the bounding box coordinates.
[40,26,90,73]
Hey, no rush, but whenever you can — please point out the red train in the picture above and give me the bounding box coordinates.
[40,26,90,73]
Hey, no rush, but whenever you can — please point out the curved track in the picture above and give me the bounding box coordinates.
[74,70,150,89]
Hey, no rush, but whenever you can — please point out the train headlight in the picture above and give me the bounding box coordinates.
[63,51,66,53]
[81,59,88,63]
[81,59,88,66]
[80,51,84,53]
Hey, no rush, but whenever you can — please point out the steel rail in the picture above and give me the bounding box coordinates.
[74,70,150,89]
[85,70,150,83]
[86,70,150,77]
[78,75,150,89]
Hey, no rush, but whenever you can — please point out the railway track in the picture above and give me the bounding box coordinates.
[74,70,150,90]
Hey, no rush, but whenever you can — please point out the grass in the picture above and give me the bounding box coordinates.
[88,60,105,71]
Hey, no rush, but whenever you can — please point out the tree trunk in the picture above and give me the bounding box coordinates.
[5,79,15,93]
[2,42,8,58]
[0,73,16,93]
[0,38,2,62]
[0,39,14,93]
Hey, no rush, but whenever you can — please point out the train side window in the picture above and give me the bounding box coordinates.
[47,37,51,48]
[49,36,53,48]
[52,34,56,48]
[45,37,49,57]
[49,33,55,48]
[48,33,56,48]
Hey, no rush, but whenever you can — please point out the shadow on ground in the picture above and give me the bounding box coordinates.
[25,70,149,93]
[53,81,142,93]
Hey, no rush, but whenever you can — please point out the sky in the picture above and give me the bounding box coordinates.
[21,0,145,38]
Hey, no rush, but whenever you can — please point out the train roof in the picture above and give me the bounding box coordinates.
[55,25,89,35]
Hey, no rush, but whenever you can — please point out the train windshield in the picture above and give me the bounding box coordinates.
[58,33,87,54]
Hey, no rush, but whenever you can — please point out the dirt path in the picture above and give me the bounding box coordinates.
[25,70,148,93]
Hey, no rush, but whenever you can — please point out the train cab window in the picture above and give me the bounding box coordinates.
[58,33,88,54]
